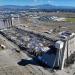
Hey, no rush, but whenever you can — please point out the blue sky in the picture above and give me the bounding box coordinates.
[0,0,75,7]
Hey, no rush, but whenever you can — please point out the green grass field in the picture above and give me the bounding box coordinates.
[66,18,75,22]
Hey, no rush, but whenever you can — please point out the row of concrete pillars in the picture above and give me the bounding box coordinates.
[3,18,12,28]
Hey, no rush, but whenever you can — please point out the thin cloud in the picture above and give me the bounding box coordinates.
[48,0,53,4]
[48,0,52,3]
[33,0,37,2]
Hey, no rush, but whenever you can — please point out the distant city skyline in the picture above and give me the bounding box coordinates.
[0,0,75,7]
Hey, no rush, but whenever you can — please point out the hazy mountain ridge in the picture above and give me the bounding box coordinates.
[0,4,75,9]
[0,4,75,11]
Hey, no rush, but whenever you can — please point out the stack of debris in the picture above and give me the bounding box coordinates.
[27,37,50,55]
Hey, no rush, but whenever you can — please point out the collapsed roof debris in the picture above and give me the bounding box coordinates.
[0,27,51,56]
[27,37,50,52]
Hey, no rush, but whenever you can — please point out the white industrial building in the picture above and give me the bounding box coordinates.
[51,16,65,21]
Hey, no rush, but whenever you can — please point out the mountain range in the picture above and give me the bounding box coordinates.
[0,4,75,11]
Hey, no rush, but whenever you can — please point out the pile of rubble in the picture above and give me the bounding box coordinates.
[27,37,50,55]
[0,27,51,56]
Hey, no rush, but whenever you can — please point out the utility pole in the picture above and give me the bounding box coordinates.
[67,39,69,64]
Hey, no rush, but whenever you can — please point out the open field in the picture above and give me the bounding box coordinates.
[66,18,75,22]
